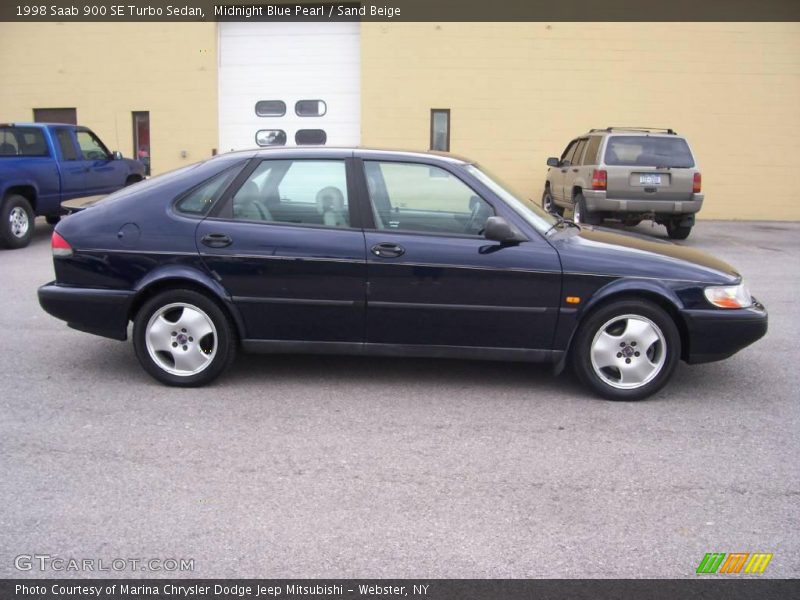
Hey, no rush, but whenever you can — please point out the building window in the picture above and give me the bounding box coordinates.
[430,109,450,151]
[295,129,327,145]
[255,130,287,147]
[255,100,286,117]
[33,108,77,125]
[295,100,327,117]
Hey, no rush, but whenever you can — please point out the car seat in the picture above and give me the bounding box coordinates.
[316,186,348,227]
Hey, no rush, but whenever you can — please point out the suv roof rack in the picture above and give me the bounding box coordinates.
[590,127,677,135]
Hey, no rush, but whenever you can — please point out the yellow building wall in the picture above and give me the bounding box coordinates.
[0,22,217,175]
[361,23,800,220]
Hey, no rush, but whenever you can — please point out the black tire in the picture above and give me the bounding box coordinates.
[133,289,237,386]
[572,299,681,401]
[46,215,61,226]
[666,221,692,240]
[573,193,602,226]
[0,194,35,249]
[541,188,563,215]
[125,176,142,187]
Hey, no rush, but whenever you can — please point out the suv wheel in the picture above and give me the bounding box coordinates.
[133,289,237,386]
[666,220,692,240]
[0,194,35,249]
[573,193,601,226]
[541,188,563,215]
[572,299,680,401]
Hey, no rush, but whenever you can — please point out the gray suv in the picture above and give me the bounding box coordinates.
[542,127,703,239]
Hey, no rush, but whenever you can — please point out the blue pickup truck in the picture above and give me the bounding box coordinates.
[0,123,145,249]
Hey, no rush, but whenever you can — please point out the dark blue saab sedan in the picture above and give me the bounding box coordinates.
[38,148,767,400]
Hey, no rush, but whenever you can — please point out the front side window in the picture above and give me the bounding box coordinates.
[364,161,494,236]
[76,130,110,160]
[230,160,349,228]
[604,135,695,168]
[571,139,587,166]
[560,140,578,165]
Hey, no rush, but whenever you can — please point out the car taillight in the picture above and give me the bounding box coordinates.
[592,169,607,190]
[52,231,73,258]
[693,172,702,193]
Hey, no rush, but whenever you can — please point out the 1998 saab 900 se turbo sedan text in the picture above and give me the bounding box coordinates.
[38,148,767,400]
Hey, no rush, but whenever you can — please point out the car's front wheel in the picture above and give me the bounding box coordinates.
[133,289,236,386]
[572,299,680,401]
[541,188,563,215]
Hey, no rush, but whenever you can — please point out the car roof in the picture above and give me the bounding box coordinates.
[0,122,85,129]
[218,146,473,165]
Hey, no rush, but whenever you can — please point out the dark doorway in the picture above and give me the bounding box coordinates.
[132,111,150,176]
[33,108,77,124]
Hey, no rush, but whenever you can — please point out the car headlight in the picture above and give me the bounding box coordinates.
[704,283,753,309]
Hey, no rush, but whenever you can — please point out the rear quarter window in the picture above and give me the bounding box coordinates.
[604,136,694,168]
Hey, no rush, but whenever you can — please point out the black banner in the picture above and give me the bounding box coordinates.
[0,0,799,22]
[2,579,800,600]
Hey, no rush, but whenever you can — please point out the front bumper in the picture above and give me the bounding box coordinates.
[583,190,704,215]
[38,282,134,341]
[681,299,768,364]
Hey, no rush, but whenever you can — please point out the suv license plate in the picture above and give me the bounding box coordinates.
[640,174,662,185]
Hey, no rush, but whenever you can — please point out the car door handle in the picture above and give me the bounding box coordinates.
[201,233,233,248]
[371,243,405,258]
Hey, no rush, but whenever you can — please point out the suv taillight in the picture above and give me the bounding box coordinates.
[592,169,607,190]
[52,231,73,258]
[693,172,702,193]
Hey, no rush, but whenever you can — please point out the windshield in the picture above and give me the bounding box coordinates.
[465,164,558,233]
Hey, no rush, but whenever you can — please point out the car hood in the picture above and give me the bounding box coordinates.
[550,225,740,284]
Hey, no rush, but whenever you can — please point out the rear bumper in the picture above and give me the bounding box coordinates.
[38,282,133,341]
[583,190,704,215]
[681,300,768,364]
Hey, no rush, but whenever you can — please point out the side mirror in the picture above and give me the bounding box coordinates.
[484,216,523,243]
[112,150,123,160]
[546,157,559,167]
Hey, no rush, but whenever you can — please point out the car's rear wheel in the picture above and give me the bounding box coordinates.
[133,289,236,386]
[0,194,35,249]
[573,193,601,226]
[541,188,563,215]
[572,299,680,401]
[666,220,692,240]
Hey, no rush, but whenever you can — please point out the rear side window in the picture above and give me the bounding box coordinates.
[0,127,50,157]
[604,136,695,168]
[175,167,241,217]
[582,136,602,165]
[230,159,350,228]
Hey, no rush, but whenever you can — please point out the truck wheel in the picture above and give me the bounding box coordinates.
[573,193,602,226]
[0,194,35,249]
[46,215,61,226]
[666,220,692,240]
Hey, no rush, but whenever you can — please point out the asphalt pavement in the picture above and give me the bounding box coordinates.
[0,218,798,578]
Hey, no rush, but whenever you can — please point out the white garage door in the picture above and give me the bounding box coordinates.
[218,22,361,152]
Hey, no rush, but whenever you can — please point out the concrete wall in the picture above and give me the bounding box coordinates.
[361,23,800,220]
[0,23,218,174]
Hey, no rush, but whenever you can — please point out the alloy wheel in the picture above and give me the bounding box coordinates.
[9,206,29,238]
[145,302,218,376]
[590,314,667,389]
